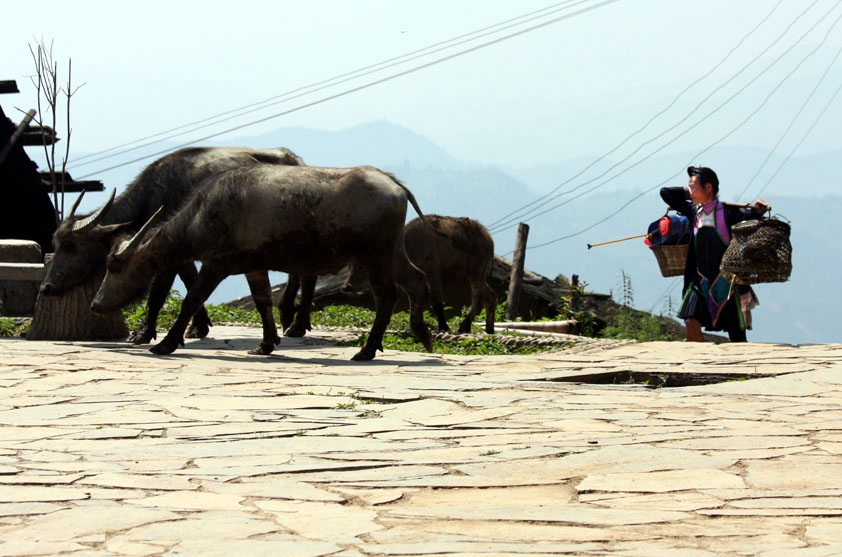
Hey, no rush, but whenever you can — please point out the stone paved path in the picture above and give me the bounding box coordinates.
[1,326,841,556]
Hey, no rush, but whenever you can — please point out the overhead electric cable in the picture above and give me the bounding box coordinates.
[753,62,842,199]
[489,0,829,234]
[526,4,842,250]
[737,27,842,200]
[487,0,789,231]
[72,0,606,170]
[77,0,621,179]
[493,0,842,238]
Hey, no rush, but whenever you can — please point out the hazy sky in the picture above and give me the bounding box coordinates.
[4,0,842,172]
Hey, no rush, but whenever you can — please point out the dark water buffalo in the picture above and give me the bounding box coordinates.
[91,164,433,361]
[345,215,496,334]
[40,146,304,343]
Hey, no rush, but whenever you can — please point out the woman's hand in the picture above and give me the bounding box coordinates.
[753,198,771,215]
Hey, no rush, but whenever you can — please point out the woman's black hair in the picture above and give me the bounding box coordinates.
[687,166,719,195]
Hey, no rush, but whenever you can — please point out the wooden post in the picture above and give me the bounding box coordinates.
[26,258,128,341]
[505,223,529,321]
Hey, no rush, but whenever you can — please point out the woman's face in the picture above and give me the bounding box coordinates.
[688,176,715,205]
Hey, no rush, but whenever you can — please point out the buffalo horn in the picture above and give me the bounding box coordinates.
[71,188,116,233]
[117,206,165,257]
[67,191,86,219]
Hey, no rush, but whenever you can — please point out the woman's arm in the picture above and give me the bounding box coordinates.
[660,187,693,218]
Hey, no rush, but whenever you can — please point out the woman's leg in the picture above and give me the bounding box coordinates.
[685,318,705,342]
[728,328,747,342]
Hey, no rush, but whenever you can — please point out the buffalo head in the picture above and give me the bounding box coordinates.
[90,207,165,315]
[40,189,133,296]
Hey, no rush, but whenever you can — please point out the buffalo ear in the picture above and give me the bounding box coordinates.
[93,222,134,240]
[142,228,164,251]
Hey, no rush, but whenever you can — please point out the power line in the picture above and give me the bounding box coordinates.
[489,0,828,235]
[526,1,842,251]
[72,0,586,167]
[75,0,620,178]
[738,18,842,200]
[487,0,790,232]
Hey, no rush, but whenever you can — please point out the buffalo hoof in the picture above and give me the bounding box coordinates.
[186,322,210,339]
[248,337,280,355]
[284,323,308,338]
[127,328,156,345]
[351,347,376,361]
[420,330,434,353]
[150,338,182,355]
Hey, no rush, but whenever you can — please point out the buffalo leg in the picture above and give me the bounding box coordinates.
[178,263,212,339]
[481,281,496,334]
[458,280,496,334]
[127,271,177,344]
[425,270,450,333]
[352,263,399,361]
[245,270,281,355]
[284,275,315,338]
[278,274,300,332]
[150,267,226,355]
[393,252,433,353]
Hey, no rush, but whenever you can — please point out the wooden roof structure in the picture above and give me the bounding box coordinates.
[1,79,103,193]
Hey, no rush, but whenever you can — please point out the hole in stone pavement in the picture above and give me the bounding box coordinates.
[533,370,788,388]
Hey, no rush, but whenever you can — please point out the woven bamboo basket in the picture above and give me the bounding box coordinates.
[721,217,792,285]
[650,244,688,277]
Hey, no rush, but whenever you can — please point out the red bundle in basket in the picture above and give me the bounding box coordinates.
[645,214,690,246]
[646,214,690,277]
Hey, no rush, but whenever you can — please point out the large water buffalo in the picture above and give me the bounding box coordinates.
[90,164,434,361]
[40,146,304,343]
[344,215,497,334]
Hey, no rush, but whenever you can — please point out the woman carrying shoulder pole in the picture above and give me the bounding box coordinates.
[660,166,770,342]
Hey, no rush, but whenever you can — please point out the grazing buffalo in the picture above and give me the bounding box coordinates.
[40,146,304,343]
[344,215,497,334]
[90,164,433,361]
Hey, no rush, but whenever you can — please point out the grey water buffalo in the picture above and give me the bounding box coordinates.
[40,146,304,343]
[344,215,497,334]
[90,164,434,361]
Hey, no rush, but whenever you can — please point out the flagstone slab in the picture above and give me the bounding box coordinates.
[358,540,607,555]
[577,469,745,493]
[0,540,89,557]
[133,490,246,511]
[578,491,724,512]
[371,520,656,544]
[200,478,346,503]
[75,472,198,491]
[0,502,63,517]
[381,398,518,427]
[256,499,382,541]
[166,539,343,556]
[0,473,86,485]
[0,485,94,503]
[332,487,412,506]
[745,458,842,491]
[0,505,179,544]
[384,503,689,526]
[805,523,842,544]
